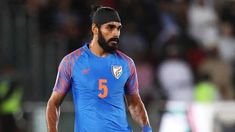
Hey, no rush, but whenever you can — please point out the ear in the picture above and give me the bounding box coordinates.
[92,23,98,35]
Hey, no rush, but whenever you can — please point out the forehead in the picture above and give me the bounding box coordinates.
[101,21,122,27]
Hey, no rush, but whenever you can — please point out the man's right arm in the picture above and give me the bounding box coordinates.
[46,92,66,132]
[46,54,75,132]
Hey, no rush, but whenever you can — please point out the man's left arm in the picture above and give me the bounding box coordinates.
[124,58,152,131]
[125,93,152,132]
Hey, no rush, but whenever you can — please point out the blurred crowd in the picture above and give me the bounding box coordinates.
[24,0,235,101]
[1,0,235,131]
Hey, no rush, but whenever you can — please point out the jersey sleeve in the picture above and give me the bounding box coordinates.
[53,55,73,94]
[125,60,139,95]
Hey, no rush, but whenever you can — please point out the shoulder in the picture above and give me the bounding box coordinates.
[116,50,135,64]
[115,50,136,74]
[58,46,87,72]
[62,46,86,63]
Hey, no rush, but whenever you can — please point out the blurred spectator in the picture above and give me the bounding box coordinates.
[159,101,191,132]
[169,0,189,30]
[219,1,235,34]
[198,48,234,100]
[188,0,218,49]
[153,0,179,49]
[185,41,205,71]
[157,44,194,102]
[217,21,235,64]
[194,73,220,103]
[0,63,23,132]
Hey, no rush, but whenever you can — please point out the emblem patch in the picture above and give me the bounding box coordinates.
[112,65,122,79]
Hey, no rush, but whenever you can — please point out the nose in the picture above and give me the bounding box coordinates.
[112,28,120,38]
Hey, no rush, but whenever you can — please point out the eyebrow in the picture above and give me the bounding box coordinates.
[107,24,122,29]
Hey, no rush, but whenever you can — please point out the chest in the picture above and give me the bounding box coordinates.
[71,56,130,94]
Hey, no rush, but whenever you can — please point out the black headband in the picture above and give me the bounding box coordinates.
[92,7,121,26]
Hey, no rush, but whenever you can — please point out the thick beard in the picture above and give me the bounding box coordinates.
[98,29,119,53]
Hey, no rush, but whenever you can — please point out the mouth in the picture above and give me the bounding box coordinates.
[109,41,118,44]
[108,38,119,45]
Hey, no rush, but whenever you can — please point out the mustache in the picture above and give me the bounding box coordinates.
[108,38,119,43]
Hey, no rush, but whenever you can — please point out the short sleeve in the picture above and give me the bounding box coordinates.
[53,56,72,94]
[125,60,139,95]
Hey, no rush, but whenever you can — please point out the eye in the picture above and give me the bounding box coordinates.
[105,24,122,31]
[117,26,122,30]
[107,25,115,30]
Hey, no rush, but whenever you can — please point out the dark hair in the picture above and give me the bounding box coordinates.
[90,5,121,27]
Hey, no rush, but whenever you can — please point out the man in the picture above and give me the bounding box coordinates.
[46,5,152,132]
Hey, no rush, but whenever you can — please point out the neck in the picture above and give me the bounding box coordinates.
[89,39,109,57]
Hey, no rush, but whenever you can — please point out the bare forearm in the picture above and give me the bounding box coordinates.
[129,102,149,127]
[46,101,60,132]
[127,96,150,127]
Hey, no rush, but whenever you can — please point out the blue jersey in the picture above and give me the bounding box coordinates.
[53,43,139,132]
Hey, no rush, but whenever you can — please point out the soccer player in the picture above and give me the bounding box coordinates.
[46,5,152,132]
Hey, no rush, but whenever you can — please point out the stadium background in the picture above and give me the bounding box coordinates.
[0,0,235,131]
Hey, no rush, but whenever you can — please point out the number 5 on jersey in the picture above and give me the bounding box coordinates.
[98,79,108,98]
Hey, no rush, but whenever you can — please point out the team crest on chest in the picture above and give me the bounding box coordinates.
[112,65,122,79]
